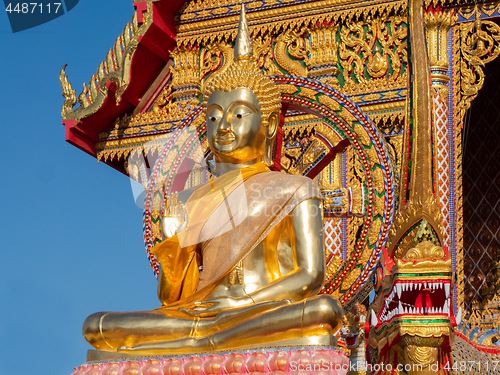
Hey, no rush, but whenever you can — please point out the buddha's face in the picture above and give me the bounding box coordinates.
[206,88,267,165]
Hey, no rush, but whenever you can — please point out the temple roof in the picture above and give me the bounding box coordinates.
[60,0,186,174]
[59,0,484,175]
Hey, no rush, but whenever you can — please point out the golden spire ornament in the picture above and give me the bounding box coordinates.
[234,4,254,61]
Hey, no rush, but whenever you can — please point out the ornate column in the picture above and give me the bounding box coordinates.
[305,25,340,86]
[368,1,455,373]
[170,47,202,113]
[425,8,456,99]
[424,7,457,275]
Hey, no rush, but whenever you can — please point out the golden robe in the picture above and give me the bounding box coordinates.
[150,164,322,306]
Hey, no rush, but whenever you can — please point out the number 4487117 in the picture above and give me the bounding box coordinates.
[5,3,62,13]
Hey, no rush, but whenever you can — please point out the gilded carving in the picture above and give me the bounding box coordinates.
[199,35,280,87]
[254,34,281,75]
[353,151,366,184]
[105,3,414,142]
[425,9,457,71]
[96,116,203,163]
[457,1,500,22]
[285,137,326,175]
[341,303,367,374]
[388,195,444,258]
[368,237,455,373]
[401,336,448,375]
[60,64,76,118]
[403,240,445,262]
[200,42,233,85]
[176,0,408,48]
[60,8,150,121]
[455,19,500,134]
[127,95,199,127]
[274,29,308,77]
[371,167,385,196]
[318,94,341,112]
[322,189,347,211]
[338,15,407,94]
[170,48,202,93]
[305,25,339,85]
[387,134,403,166]
[343,267,362,292]
[425,7,457,104]
[368,219,382,246]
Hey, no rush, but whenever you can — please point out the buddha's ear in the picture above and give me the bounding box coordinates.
[264,111,280,167]
[266,111,280,140]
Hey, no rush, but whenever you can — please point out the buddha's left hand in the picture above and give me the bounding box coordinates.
[178,297,294,317]
[178,296,251,317]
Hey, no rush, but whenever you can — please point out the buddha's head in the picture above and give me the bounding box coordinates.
[203,6,281,167]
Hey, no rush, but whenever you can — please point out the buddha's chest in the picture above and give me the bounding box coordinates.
[204,219,295,298]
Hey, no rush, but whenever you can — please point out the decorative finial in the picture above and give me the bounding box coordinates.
[234,4,253,61]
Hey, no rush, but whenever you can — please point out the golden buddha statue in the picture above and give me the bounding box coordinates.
[83,6,343,357]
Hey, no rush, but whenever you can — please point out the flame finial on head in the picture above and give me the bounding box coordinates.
[234,4,254,61]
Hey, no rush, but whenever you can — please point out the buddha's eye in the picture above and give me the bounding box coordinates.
[208,111,222,122]
[234,111,251,119]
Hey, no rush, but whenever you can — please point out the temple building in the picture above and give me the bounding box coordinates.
[60,0,500,374]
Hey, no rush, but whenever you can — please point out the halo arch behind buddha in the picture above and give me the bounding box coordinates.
[143,74,396,306]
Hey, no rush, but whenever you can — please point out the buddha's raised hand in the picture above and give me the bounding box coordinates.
[161,192,188,239]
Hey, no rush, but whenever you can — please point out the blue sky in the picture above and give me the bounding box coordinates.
[0,2,160,374]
